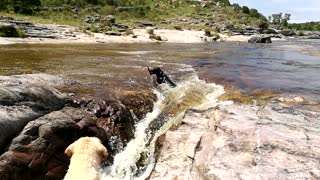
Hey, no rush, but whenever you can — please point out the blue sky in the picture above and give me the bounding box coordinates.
[229,0,320,23]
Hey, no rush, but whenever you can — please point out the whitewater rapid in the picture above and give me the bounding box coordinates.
[101,73,225,180]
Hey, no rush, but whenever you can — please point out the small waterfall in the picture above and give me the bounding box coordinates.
[101,74,224,180]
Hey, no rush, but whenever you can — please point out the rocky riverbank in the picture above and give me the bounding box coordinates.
[0,72,319,179]
[2,15,318,45]
[150,99,320,179]
[0,74,155,180]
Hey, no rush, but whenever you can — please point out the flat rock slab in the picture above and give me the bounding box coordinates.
[150,103,320,179]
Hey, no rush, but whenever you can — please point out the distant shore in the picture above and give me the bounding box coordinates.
[0,29,283,45]
[0,24,282,45]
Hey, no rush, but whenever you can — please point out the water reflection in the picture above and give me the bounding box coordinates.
[0,41,319,100]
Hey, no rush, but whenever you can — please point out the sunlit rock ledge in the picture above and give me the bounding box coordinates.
[150,102,320,179]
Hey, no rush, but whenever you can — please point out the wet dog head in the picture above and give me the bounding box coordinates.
[148,67,164,76]
[65,137,108,159]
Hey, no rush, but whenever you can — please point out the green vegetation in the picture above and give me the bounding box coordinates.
[0,0,41,14]
[213,32,220,40]
[0,25,26,37]
[0,0,269,32]
[268,13,291,27]
[1,0,318,33]
[149,34,162,41]
[125,29,134,35]
[268,12,320,31]
[288,22,320,31]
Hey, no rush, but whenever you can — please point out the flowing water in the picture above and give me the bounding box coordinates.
[101,75,224,180]
[0,39,319,179]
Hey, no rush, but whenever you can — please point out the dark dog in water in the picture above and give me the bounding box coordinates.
[147,67,176,87]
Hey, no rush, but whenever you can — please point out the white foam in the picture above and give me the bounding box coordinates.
[101,75,224,180]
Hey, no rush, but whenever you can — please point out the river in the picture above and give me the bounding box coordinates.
[0,40,319,179]
[1,40,319,100]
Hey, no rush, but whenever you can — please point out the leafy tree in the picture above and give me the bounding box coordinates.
[258,19,269,32]
[270,12,291,27]
[281,13,291,27]
[216,0,230,6]
[242,6,250,14]
[271,13,282,24]
[249,8,260,18]
[0,0,8,10]
[288,21,320,31]
[7,0,41,14]
[232,3,241,13]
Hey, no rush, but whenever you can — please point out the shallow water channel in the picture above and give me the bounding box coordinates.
[1,41,319,100]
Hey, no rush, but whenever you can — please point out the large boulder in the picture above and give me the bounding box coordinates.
[248,35,272,43]
[0,74,67,152]
[104,15,116,24]
[0,107,94,180]
[0,23,25,37]
[0,74,156,179]
[0,94,143,180]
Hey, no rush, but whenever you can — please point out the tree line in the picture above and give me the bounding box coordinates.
[268,13,291,27]
[0,0,159,14]
[268,12,320,31]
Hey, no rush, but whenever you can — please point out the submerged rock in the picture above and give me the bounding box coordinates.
[151,103,320,179]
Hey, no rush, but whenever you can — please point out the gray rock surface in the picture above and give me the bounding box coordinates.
[150,103,320,179]
[105,31,122,36]
[0,16,82,39]
[146,27,154,35]
[137,21,154,27]
[279,29,296,36]
[248,35,272,43]
[0,74,66,151]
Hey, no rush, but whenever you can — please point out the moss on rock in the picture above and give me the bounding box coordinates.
[0,24,26,38]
